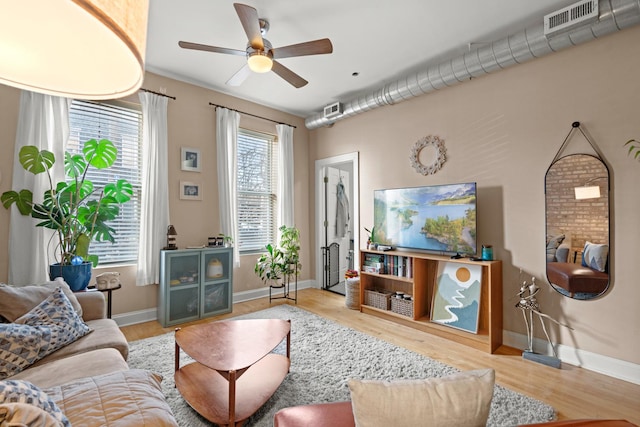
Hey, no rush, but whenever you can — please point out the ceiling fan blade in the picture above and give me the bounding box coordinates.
[272,38,333,59]
[233,3,264,50]
[179,41,245,56]
[226,64,252,86]
[271,61,308,88]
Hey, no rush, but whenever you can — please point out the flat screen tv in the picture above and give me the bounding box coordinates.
[373,182,477,255]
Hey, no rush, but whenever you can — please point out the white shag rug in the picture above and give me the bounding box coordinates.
[128,304,555,427]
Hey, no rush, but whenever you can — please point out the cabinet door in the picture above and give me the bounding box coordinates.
[202,249,231,282]
[166,251,201,286]
[161,251,201,326]
[201,282,231,316]
[200,248,232,318]
[168,285,200,325]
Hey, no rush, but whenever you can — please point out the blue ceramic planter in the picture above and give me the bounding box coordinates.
[49,262,92,291]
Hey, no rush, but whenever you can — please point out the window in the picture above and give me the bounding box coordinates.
[237,129,278,253]
[67,100,143,264]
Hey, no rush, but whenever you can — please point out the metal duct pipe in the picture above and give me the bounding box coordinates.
[305,0,640,130]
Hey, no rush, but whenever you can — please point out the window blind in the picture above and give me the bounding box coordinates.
[237,129,278,253]
[68,100,143,264]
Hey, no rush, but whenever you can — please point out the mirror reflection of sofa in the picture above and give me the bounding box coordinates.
[546,235,609,298]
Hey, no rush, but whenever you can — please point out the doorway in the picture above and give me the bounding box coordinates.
[314,153,359,295]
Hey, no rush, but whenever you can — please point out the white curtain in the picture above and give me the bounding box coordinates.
[8,91,69,285]
[136,92,170,285]
[216,107,241,267]
[277,124,294,228]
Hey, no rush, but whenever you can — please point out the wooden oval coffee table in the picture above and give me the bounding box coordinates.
[174,319,291,427]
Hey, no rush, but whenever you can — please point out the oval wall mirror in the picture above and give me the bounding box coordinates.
[545,154,610,300]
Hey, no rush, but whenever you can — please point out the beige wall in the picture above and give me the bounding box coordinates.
[308,25,640,364]
[1,25,638,366]
[0,72,310,317]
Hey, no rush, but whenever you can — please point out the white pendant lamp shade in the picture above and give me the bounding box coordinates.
[0,0,149,99]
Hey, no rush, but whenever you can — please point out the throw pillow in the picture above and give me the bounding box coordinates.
[0,288,91,380]
[0,323,54,380]
[348,369,495,427]
[0,278,83,322]
[15,287,91,338]
[582,241,609,272]
[546,234,565,261]
[0,379,70,426]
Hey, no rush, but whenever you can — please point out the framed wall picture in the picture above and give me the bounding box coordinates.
[181,147,201,172]
[431,261,482,334]
[180,181,202,200]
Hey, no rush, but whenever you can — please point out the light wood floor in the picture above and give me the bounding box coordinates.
[120,288,640,424]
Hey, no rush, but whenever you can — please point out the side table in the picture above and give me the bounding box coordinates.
[86,284,122,319]
[174,319,291,426]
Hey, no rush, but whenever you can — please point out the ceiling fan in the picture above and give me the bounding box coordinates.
[178,3,333,88]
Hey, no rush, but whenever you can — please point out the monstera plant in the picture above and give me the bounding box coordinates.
[1,139,133,289]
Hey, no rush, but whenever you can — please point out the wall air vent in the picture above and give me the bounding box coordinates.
[544,0,599,36]
[323,102,343,119]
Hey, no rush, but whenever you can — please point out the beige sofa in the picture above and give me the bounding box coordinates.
[1,282,178,426]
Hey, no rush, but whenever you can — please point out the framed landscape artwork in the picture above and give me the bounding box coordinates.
[431,261,482,334]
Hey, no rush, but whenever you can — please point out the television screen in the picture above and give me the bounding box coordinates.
[373,182,477,255]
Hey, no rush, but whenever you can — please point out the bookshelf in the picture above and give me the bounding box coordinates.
[359,249,502,353]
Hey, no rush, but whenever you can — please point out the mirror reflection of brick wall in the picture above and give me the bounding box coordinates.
[546,154,609,252]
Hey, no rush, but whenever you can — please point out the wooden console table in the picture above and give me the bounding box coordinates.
[174,319,291,426]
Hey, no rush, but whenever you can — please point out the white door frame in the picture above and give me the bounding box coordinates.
[314,152,359,289]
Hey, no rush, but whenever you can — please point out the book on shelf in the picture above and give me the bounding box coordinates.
[363,253,385,274]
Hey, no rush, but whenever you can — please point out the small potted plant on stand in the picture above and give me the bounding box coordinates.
[1,139,133,291]
[254,243,285,288]
[255,225,301,302]
[278,225,301,285]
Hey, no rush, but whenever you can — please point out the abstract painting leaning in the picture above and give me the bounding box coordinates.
[431,261,482,333]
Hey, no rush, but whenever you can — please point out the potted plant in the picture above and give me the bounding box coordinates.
[1,139,133,290]
[364,226,375,249]
[254,225,301,288]
[254,243,285,287]
[278,225,301,284]
[218,233,233,247]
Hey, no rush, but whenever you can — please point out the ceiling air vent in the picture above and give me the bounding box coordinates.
[544,0,599,36]
[323,102,342,119]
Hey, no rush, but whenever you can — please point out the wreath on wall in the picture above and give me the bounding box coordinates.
[409,135,446,175]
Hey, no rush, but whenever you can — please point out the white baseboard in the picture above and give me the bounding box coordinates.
[112,308,158,327]
[503,331,640,385]
[112,279,316,327]
[232,279,315,303]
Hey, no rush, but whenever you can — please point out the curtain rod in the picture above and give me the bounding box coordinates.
[209,102,296,128]
[140,88,176,100]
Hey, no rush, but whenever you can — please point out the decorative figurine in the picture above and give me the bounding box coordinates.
[516,272,572,368]
[95,272,121,290]
[165,225,178,250]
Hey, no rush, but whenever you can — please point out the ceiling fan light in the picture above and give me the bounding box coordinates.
[247,51,273,73]
[0,0,148,99]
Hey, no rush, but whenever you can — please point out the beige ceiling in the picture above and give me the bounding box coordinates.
[145,0,577,118]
